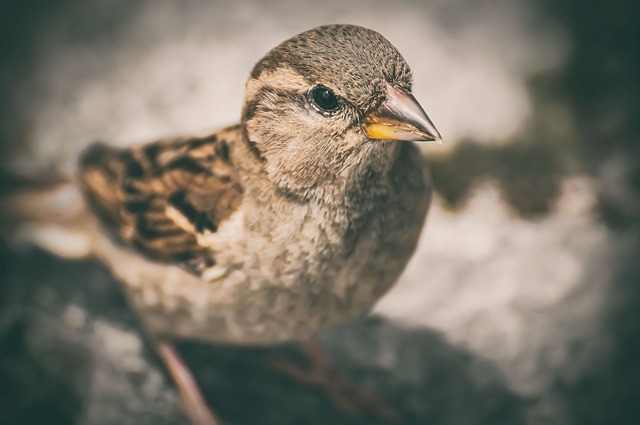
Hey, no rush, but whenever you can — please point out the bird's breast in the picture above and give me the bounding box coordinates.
[110,178,427,346]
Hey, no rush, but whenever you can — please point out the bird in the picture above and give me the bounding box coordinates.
[3,24,441,425]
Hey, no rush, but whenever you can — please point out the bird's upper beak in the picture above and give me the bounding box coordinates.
[363,83,442,143]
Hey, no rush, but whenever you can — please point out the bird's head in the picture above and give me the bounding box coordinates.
[242,24,441,201]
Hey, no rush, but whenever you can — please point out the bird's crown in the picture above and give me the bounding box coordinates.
[250,24,412,111]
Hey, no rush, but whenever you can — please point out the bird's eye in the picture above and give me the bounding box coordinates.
[309,85,339,112]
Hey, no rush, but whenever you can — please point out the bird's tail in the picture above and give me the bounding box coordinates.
[0,168,94,258]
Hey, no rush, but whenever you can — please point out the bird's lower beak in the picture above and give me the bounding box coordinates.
[363,83,442,143]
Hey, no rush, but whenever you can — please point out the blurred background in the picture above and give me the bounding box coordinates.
[0,0,638,424]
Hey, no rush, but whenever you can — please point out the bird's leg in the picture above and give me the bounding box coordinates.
[156,341,222,425]
[269,340,401,423]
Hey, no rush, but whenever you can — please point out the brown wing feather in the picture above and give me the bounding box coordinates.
[77,132,243,274]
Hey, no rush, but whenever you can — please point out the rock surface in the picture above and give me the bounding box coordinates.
[0,246,525,425]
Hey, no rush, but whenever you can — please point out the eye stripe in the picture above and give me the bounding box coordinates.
[244,86,307,117]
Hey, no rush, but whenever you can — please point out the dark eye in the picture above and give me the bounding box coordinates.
[309,85,339,111]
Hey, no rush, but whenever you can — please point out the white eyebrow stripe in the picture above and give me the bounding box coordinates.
[244,66,309,104]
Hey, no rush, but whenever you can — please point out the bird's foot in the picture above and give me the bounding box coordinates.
[157,341,222,425]
[269,340,402,424]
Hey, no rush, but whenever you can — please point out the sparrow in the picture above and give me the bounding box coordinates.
[5,24,441,425]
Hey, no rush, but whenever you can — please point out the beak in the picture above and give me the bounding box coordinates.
[363,83,442,143]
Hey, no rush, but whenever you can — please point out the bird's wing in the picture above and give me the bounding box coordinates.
[78,132,244,275]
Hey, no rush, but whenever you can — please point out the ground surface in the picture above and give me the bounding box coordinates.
[0,246,526,425]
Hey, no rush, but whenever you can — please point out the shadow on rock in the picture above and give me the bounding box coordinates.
[0,246,525,425]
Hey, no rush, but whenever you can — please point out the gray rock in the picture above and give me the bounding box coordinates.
[0,245,525,425]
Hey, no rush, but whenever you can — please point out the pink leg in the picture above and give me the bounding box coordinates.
[157,341,222,425]
[269,340,402,423]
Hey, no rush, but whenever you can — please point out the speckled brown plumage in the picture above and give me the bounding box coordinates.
[5,24,442,349]
[57,24,441,346]
[78,131,243,274]
[5,24,443,425]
